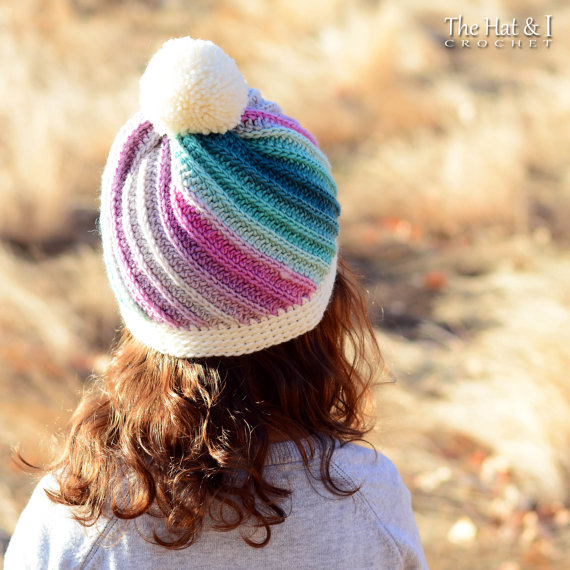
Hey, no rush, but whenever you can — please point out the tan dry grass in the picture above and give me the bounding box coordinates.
[0,244,117,391]
[367,238,570,568]
[2,0,568,243]
[372,238,570,499]
[339,93,530,235]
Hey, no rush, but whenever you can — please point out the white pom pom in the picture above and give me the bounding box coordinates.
[140,37,248,136]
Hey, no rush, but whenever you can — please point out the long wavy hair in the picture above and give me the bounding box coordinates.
[26,257,382,549]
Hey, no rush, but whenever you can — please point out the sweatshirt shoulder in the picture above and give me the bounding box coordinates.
[4,474,105,570]
[331,443,429,570]
[332,442,405,489]
[331,443,412,519]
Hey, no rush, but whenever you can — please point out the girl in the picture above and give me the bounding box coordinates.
[5,37,427,569]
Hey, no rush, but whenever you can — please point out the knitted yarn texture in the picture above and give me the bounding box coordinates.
[100,38,340,357]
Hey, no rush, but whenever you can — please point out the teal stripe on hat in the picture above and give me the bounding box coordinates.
[177,135,336,264]
[174,133,339,281]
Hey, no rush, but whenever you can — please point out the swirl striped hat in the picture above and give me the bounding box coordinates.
[100,37,340,357]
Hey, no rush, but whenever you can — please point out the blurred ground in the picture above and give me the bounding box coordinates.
[1,0,569,568]
[354,235,570,569]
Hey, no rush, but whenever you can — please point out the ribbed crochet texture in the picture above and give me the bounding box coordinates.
[100,86,340,357]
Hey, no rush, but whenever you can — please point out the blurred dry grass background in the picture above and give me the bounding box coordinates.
[1,0,569,568]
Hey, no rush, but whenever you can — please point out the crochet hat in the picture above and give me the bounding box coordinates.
[100,37,340,358]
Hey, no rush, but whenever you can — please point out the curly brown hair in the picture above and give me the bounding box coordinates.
[28,257,382,549]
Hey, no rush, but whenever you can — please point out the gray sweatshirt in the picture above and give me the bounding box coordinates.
[5,441,428,569]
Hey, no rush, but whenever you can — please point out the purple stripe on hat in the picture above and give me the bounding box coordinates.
[172,188,317,307]
[241,109,318,146]
[125,143,210,329]
[109,120,183,327]
[156,140,269,324]
[110,122,210,329]
[136,139,232,328]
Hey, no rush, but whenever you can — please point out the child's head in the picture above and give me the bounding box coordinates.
[45,37,382,549]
